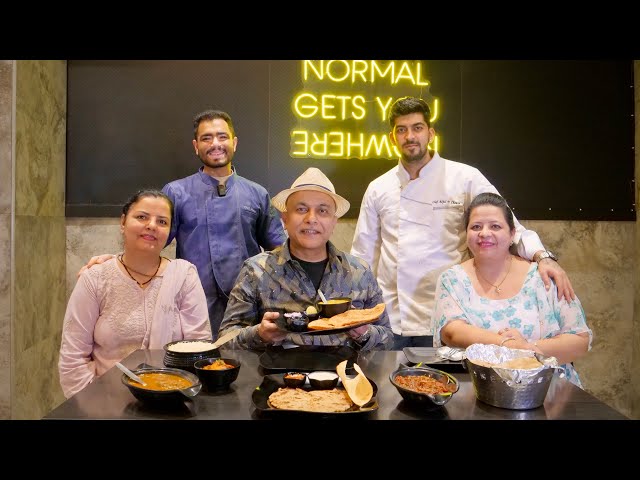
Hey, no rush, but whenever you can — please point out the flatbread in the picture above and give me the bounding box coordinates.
[336,360,373,407]
[470,356,543,370]
[268,387,354,413]
[307,303,385,330]
[497,357,543,370]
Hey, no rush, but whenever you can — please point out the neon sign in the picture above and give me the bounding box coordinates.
[291,60,440,160]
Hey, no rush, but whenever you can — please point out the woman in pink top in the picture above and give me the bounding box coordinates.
[58,190,212,398]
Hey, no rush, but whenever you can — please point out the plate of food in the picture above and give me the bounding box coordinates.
[252,373,378,416]
[275,303,385,336]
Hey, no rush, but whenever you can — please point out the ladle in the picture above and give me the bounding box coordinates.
[116,362,147,386]
[211,329,242,349]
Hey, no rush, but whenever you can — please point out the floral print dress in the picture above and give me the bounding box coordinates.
[433,263,592,387]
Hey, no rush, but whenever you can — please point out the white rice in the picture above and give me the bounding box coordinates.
[167,341,215,353]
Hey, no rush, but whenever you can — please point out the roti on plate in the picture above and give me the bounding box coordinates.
[268,387,353,413]
[307,303,385,330]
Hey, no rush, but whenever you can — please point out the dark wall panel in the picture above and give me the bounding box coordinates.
[66,60,635,220]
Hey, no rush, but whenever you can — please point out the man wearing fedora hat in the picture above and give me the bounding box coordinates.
[218,167,393,351]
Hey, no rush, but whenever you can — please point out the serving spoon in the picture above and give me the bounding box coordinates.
[211,329,242,349]
[116,362,147,386]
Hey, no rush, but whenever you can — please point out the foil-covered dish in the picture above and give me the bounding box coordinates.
[464,343,563,409]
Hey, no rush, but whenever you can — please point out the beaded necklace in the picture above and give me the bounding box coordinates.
[118,254,162,287]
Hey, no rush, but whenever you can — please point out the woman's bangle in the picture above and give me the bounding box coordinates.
[500,337,515,347]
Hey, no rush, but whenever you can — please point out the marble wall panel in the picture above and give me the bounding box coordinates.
[13,335,65,419]
[0,60,12,419]
[14,216,66,354]
[0,213,11,419]
[11,60,67,419]
[14,60,66,218]
[0,60,12,216]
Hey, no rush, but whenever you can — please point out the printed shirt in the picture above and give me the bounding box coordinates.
[351,153,545,336]
[218,240,393,352]
[433,262,593,387]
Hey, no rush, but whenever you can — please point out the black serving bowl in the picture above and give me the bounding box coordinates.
[122,367,201,405]
[308,371,339,389]
[317,297,352,318]
[163,340,220,373]
[389,365,459,407]
[193,357,241,391]
[283,372,307,388]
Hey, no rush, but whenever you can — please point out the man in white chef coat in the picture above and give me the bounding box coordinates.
[351,96,574,350]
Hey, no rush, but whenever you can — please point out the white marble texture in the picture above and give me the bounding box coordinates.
[0,213,11,419]
[0,61,13,419]
[8,60,67,419]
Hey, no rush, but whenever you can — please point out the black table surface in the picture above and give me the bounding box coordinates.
[44,348,627,420]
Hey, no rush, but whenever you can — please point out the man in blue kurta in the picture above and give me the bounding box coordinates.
[162,110,285,337]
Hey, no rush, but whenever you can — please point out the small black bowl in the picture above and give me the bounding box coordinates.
[283,372,307,388]
[122,367,201,406]
[305,306,320,321]
[283,312,309,332]
[317,297,352,318]
[193,357,241,391]
[308,371,339,390]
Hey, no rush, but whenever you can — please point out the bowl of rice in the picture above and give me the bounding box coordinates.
[163,340,220,373]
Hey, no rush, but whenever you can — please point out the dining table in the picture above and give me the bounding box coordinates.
[43,347,627,421]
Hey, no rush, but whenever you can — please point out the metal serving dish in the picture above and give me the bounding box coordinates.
[465,358,554,410]
[389,364,459,407]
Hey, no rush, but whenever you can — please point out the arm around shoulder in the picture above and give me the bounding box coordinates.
[176,262,213,340]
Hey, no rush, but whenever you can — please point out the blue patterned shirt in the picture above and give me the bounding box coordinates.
[219,240,393,352]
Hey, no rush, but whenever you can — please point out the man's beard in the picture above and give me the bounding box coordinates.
[400,143,427,163]
[199,148,233,169]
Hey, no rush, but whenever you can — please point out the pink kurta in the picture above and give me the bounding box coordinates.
[58,257,212,398]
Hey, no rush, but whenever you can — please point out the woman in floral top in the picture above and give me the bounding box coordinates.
[433,193,592,387]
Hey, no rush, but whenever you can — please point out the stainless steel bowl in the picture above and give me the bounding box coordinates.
[465,358,554,410]
[389,365,459,407]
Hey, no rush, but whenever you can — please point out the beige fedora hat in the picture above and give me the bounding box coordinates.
[271,167,350,218]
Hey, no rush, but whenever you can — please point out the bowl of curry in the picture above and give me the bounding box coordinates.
[121,367,202,404]
[389,365,459,408]
[194,357,241,391]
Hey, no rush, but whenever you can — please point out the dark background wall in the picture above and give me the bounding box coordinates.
[66,60,635,220]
